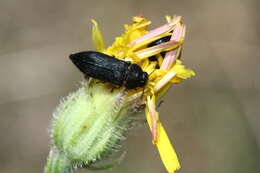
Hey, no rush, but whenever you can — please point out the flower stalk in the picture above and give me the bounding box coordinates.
[44,148,73,173]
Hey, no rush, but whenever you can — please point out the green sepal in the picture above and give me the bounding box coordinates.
[50,80,137,167]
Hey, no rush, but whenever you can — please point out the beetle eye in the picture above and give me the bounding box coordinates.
[141,72,148,84]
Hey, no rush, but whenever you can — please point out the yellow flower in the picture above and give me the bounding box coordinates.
[92,15,195,173]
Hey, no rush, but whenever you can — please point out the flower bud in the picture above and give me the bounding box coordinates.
[45,81,142,172]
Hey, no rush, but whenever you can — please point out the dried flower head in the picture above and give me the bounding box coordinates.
[44,15,195,173]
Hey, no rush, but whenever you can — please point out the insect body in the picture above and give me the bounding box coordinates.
[148,36,171,61]
[70,51,148,89]
[148,35,172,47]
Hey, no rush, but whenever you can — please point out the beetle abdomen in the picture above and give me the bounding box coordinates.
[70,51,129,85]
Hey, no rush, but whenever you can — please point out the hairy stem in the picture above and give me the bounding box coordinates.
[44,148,74,173]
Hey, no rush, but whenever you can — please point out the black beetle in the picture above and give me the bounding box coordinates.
[69,51,148,89]
[148,35,171,61]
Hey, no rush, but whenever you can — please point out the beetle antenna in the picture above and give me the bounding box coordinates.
[140,86,146,100]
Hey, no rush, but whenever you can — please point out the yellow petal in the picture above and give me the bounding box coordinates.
[130,32,171,51]
[129,16,181,48]
[156,122,181,173]
[154,70,176,92]
[155,83,171,99]
[165,15,172,23]
[145,96,180,173]
[171,60,195,80]
[135,40,182,59]
[91,19,105,51]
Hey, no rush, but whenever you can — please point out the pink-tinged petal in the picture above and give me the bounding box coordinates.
[161,24,186,70]
[146,95,181,173]
[160,49,178,70]
[132,21,152,30]
[154,70,177,92]
[147,96,158,142]
[135,40,182,59]
[128,16,182,48]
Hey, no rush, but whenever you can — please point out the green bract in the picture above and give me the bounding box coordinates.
[44,80,142,173]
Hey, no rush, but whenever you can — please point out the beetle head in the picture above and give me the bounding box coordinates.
[125,64,148,89]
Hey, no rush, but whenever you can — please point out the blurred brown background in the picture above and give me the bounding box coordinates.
[0,0,259,173]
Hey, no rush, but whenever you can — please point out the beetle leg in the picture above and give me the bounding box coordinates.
[156,100,164,109]
[110,85,122,93]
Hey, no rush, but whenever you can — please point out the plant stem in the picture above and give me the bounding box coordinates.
[44,148,74,173]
